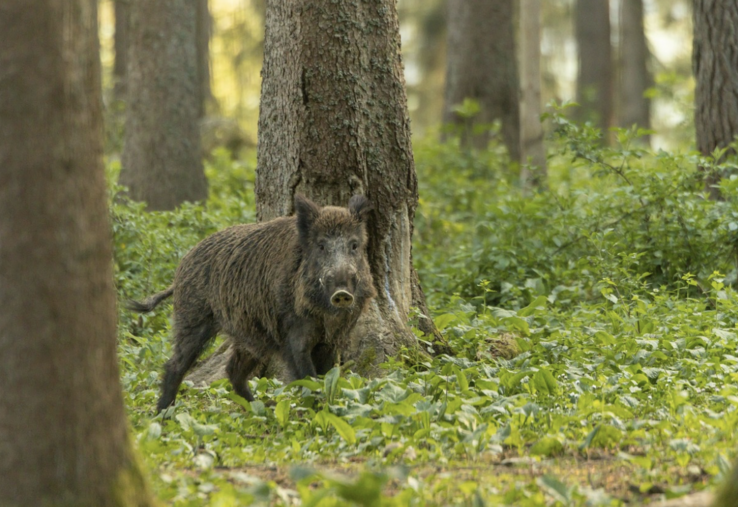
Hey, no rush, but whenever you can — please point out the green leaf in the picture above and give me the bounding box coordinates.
[504,316,530,335]
[316,411,356,445]
[275,399,290,428]
[192,422,218,437]
[580,424,601,451]
[324,366,341,404]
[518,295,548,317]
[227,392,252,410]
[530,437,564,457]
[505,370,534,391]
[533,369,559,394]
[455,366,470,392]
[250,400,266,417]
[537,475,571,505]
[433,313,457,330]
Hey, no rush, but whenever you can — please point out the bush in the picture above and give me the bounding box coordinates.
[414,105,738,311]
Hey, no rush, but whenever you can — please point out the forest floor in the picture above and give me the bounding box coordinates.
[114,142,738,505]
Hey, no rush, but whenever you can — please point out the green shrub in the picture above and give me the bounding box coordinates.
[414,105,738,311]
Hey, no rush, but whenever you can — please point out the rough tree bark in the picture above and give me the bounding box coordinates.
[519,0,547,189]
[443,0,520,159]
[0,1,153,505]
[188,0,445,386]
[693,0,738,200]
[618,0,652,143]
[575,0,613,142]
[196,0,213,117]
[120,0,208,211]
[113,0,130,101]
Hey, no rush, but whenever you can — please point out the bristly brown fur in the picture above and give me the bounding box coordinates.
[129,194,376,412]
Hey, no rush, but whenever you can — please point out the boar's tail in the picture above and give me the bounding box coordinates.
[126,285,174,313]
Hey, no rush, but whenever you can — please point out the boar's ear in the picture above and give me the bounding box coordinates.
[348,194,372,223]
[294,194,320,237]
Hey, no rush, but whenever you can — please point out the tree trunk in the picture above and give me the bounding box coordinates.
[519,0,547,189]
[120,0,208,211]
[618,0,651,144]
[189,0,445,385]
[714,459,738,506]
[574,0,613,142]
[0,1,153,505]
[113,0,130,101]
[196,0,213,118]
[443,0,520,160]
[257,0,445,370]
[693,0,738,200]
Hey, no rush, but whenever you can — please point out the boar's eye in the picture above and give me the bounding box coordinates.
[318,242,326,251]
[350,241,359,251]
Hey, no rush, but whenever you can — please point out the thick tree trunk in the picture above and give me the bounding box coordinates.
[189,0,444,385]
[120,0,208,211]
[113,0,130,101]
[196,0,213,118]
[693,0,738,200]
[443,0,520,160]
[618,0,651,143]
[519,0,547,189]
[256,0,443,372]
[574,0,613,142]
[0,1,153,505]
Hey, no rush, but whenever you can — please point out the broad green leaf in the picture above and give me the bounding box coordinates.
[518,295,548,317]
[533,369,559,394]
[316,411,356,445]
[275,399,290,428]
[537,475,571,505]
[530,437,564,457]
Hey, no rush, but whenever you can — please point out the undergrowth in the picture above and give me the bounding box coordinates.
[112,112,738,505]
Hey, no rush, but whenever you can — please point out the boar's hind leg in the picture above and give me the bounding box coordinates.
[311,343,337,375]
[157,319,218,413]
[226,348,259,402]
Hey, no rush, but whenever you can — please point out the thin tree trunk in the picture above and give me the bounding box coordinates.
[0,1,153,505]
[693,0,738,200]
[120,0,208,211]
[113,0,130,101]
[619,0,651,144]
[575,0,613,142]
[519,0,547,189]
[196,0,213,117]
[189,0,446,385]
[443,0,520,160]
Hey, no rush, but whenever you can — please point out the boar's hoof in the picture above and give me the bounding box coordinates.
[331,290,354,308]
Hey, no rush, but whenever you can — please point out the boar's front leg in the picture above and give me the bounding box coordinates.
[283,319,320,380]
[226,347,260,402]
[311,343,338,375]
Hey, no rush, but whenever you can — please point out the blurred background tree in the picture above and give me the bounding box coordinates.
[97,0,695,156]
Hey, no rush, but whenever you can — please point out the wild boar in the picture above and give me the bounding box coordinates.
[128,194,376,412]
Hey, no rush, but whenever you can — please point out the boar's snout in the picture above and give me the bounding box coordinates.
[331,289,355,308]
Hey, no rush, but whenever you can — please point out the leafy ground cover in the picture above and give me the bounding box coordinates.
[113,120,738,505]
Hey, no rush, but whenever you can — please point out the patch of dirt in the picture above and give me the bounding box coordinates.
[209,452,714,504]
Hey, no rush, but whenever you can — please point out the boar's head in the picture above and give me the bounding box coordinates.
[294,194,376,313]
